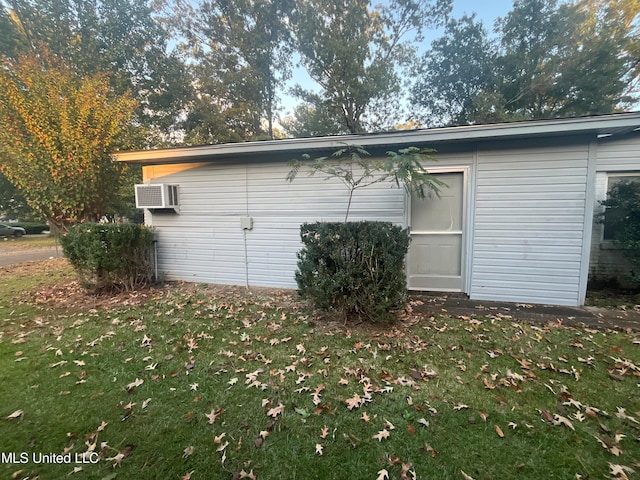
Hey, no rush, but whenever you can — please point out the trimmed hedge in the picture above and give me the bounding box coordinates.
[296,221,410,323]
[60,223,154,292]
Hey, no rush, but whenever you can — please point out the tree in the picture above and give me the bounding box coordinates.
[413,0,637,126]
[280,100,350,138]
[494,0,631,119]
[286,145,445,221]
[576,0,640,99]
[0,0,190,143]
[0,171,40,221]
[0,49,137,232]
[412,15,496,126]
[292,0,451,133]
[170,0,294,143]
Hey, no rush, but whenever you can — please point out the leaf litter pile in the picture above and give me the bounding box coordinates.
[1,266,639,479]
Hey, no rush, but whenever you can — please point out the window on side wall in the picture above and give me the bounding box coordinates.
[603,174,640,241]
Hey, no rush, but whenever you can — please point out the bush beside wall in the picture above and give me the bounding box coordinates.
[296,221,410,323]
[60,223,154,292]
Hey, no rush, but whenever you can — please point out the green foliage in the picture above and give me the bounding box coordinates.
[60,223,154,292]
[0,48,137,232]
[295,221,410,322]
[1,0,191,141]
[292,0,451,133]
[172,0,294,143]
[280,101,350,138]
[600,180,640,275]
[287,145,445,221]
[0,171,43,221]
[413,0,637,126]
[412,15,496,126]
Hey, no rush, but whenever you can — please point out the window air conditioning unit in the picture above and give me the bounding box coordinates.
[135,184,179,210]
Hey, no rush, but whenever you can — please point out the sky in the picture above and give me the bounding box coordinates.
[280,0,515,116]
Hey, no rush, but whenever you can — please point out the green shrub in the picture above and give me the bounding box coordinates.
[60,223,154,292]
[10,222,49,234]
[296,221,410,323]
[599,180,640,282]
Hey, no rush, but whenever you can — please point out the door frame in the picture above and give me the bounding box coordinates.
[406,166,470,293]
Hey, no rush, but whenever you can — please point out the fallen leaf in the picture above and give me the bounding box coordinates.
[267,402,285,418]
[553,414,575,431]
[346,393,364,410]
[420,443,437,457]
[609,463,635,480]
[461,470,475,480]
[315,443,323,455]
[376,469,389,480]
[239,468,257,479]
[495,425,504,438]
[126,378,143,392]
[206,407,223,424]
[321,425,329,439]
[5,409,24,420]
[183,446,195,458]
[373,429,390,441]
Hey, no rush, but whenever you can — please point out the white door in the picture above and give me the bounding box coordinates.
[407,171,465,291]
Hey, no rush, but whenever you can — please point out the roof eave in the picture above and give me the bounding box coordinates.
[113,112,640,165]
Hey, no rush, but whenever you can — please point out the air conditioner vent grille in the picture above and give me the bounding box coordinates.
[136,185,163,207]
[135,184,179,210]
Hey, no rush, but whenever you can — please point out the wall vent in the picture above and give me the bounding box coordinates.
[135,184,179,209]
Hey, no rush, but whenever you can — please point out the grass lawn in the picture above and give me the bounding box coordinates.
[0,235,58,250]
[1,260,639,480]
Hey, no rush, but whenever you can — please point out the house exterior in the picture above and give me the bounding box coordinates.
[114,113,640,307]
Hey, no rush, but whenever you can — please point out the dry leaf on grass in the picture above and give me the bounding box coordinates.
[373,429,390,441]
[267,402,285,418]
[5,409,24,420]
[376,469,389,480]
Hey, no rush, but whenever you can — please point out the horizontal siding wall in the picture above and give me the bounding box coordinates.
[143,159,406,288]
[590,133,640,284]
[596,133,640,172]
[471,138,590,306]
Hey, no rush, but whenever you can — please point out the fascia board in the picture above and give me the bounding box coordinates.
[113,113,640,165]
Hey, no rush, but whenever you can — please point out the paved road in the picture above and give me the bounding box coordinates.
[0,246,63,267]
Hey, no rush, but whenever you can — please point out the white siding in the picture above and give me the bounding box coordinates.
[144,160,406,288]
[470,139,590,306]
[590,133,640,285]
[596,133,640,172]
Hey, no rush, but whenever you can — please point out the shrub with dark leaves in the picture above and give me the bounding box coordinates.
[296,221,410,322]
[60,223,154,292]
